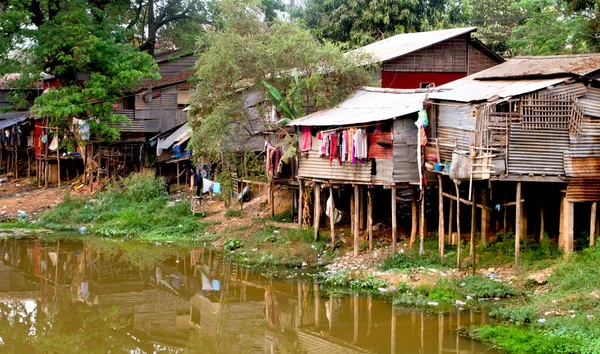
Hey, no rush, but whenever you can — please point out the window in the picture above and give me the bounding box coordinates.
[420,82,435,89]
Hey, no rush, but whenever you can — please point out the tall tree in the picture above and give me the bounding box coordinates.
[187,0,372,163]
[293,0,449,49]
[0,0,158,141]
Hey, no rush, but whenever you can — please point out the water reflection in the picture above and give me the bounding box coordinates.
[0,238,497,353]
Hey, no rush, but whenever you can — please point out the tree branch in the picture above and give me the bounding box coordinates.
[127,0,145,30]
[155,9,193,28]
[29,0,45,27]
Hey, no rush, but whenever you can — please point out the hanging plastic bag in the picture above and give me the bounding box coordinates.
[49,136,59,151]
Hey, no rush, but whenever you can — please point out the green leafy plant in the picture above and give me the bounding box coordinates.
[223,237,242,251]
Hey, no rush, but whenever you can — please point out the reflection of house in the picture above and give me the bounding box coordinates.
[349,27,504,89]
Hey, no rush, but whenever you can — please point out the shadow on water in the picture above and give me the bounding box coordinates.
[0,236,498,353]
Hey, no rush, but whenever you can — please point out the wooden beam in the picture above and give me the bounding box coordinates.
[367,188,373,251]
[438,175,445,259]
[419,189,425,255]
[515,182,522,271]
[410,189,417,248]
[330,186,335,249]
[392,186,398,254]
[481,188,489,243]
[540,203,545,241]
[313,183,321,242]
[354,184,360,257]
[564,200,574,254]
[448,198,454,244]
[470,187,476,274]
[455,182,461,269]
[298,180,304,228]
[270,175,275,218]
[441,192,493,210]
[591,202,597,247]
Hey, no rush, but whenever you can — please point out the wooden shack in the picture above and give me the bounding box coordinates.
[349,27,504,89]
[290,87,437,255]
[428,54,600,267]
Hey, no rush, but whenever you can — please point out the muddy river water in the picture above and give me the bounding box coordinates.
[0,237,497,353]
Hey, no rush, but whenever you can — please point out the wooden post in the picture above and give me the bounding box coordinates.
[419,189,425,255]
[313,183,321,242]
[392,185,398,254]
[83,144,87,185]
[515,182,522,271]
[410,188,417,248]
[56,138,60,187]
[559,192,565,248]
[44,134,49,188]
[481,188,489,243]
[314,282,320,328]
[455,182,461,269]
[591,202,597,247]
[503,195,508,232]
[540,203,545,241]
[298,180,304,228]
[176,162,180,188]
[15,145,18,179]
[359,186,365,230]
[329,186,335,249]
[438,175,445,258]
[353,292,358,344]
[367,188,373,251]
[96,155,101,191]
[565,200,574,254]
[391,307,396,354]
[448,198,453,244]
[354,184,359,257]
[471,187,476,274]
[270,175,275,218]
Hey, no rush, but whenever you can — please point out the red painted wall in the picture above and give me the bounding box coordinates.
[381,71,466,89]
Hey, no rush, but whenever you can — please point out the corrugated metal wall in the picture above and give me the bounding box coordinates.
[298,150,373,183]
[580,87,600,118]
[436,103,476,162]
[393,118,420,183]
[508,123,569,175]
[567,178,600,202]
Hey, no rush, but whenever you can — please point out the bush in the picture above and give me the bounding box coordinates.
[223,237,242,251]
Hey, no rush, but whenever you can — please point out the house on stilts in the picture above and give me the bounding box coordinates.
[428,54,600,268]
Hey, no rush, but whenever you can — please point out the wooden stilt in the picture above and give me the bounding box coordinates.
[354,184,359,257]
[565,200,574,254]
[438,175,445,258]
[419,189,425,255]
[96,155,101,191]
[471,187,476,274]
[540,203,545,241]
[448,198,453,244]
[329,186,335,249]
[176,162,180,188]
[559,192,565,248]
[392,185,397,254]
[410,188,417,248]
[481,188,489,243]
[44,137,49,188]
[353,292,358,344]
[591,202,597,247]
[313,183,321,242]
[298,180,304,228]
[367,188,373,251]
[314,282,320,328]
[391,307,396,354]
[515,182,522,271]
[56,138,60,188]
[503,195,508,232]
[350,191,355,244]
[359,186,365,230]
[455,182,461,269]
[83,144,87,185]
[270,175,275,218]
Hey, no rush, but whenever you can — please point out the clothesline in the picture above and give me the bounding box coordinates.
[312,121,389,134]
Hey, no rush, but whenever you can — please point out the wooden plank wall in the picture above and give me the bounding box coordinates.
[467,45,499,75]
[134,86,180,133]
[158,55,197,77]
[383,36,468,73]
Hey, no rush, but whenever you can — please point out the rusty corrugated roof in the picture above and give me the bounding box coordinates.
[289,87,429,126]
[348,27,477,64]
[475,54,600,80]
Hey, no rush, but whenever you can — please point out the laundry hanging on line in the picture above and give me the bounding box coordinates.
[317,127,368,165]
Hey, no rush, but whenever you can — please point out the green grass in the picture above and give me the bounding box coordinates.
[471,246,600,354]
[224,209,244,218]
[38,174,207,241]
[0,221,42,230]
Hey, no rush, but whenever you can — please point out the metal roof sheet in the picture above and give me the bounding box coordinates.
[289,88,428,127]
[0,115,28,130]
[157,123,191,156]
[474,54,600,80]
[348,27,477,64]
[428,76,570,102]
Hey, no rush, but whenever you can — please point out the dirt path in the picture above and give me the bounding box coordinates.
[0,178,64,219]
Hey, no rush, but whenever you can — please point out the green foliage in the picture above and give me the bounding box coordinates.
[294,0,450,49]
[458,275,516,298]
[223,237,242,251]
[322,271,387,291]
[40,174,205,240]
[188,0,373,163]
[272,209,293,222]
[509,0,590,55]
[380,249,447,271]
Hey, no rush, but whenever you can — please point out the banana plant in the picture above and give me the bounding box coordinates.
[263,70,303,125]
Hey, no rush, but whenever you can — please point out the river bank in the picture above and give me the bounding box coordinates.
[1,174,599,353]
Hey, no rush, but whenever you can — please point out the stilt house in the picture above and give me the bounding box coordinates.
[289,87,435,255]
[428,54,600,259]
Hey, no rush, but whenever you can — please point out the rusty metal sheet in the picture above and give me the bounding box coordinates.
[564,154,600,177]
[393,118,419,183]
[567,178,600,202]
[430,77,569,103]
[508,123,569,175]
[290,88,426,127]
[474,54,600,80]
[348,27,476,64]
[298,150,373,183]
